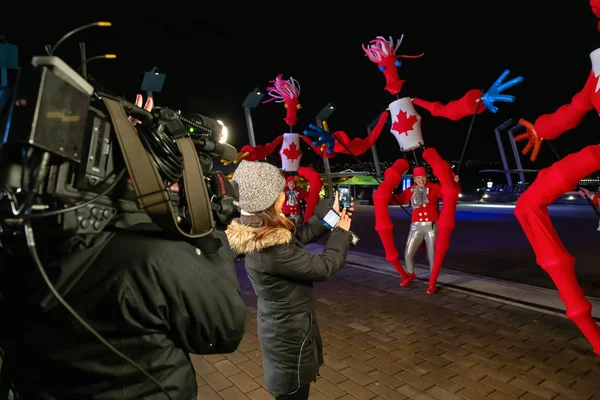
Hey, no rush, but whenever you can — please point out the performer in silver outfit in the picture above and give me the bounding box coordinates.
[579,187,600,231]
[394,166,450,287]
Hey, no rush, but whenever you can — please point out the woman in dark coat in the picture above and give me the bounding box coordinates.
[227,161,353,400]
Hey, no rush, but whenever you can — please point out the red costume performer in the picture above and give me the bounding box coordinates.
[283,176,308,225]
[392,167,443,286]
[513,0,600,355]
[579,188,600,231]
[580,187,600,209]
[304,35,522,294]
[228,75,323,221]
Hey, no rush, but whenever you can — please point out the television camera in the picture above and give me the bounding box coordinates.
[0,56,240,239]
[0,29,241,399]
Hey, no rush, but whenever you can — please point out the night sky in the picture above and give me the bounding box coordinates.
[3,1,600,169]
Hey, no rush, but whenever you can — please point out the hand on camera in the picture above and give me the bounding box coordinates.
[129,94,154,126]
[335,209,352,231]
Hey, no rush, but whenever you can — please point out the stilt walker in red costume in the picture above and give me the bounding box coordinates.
[304,35,523,294]
[513,0,600,356]
[227,75,323,221]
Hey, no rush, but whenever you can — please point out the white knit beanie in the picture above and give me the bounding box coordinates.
[232,161,286,213]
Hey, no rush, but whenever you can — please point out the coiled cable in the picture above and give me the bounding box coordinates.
[136,123,183,184]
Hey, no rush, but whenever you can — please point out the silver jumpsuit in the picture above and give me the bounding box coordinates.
[404,185,438,273]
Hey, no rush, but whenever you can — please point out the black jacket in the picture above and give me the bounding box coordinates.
[0,227,246,400]
[226,204,352,397]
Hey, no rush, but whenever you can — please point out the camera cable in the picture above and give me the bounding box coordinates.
[23,221,173,400]
[5,162,173,398]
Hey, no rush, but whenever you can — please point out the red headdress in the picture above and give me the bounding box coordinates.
[362,35,424,95]
[262,74,301,127]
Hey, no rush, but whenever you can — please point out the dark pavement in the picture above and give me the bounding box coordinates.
[193,262,600,399]
[326,204,600,298]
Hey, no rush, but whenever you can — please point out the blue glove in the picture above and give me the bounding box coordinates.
[481,69,524,113]
[303,124,335,154]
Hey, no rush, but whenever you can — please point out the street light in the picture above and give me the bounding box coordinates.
[316,103,336,198]
[141,66,166,98]
[241,87,264,147]
[316,102,335,121]
[217,120,228,143]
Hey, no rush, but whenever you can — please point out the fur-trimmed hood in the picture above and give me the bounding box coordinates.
[226,219,292,254]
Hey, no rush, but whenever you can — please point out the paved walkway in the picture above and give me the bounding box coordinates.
[193,264,600,400]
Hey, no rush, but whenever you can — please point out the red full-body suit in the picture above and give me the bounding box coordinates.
[514,3,600,353]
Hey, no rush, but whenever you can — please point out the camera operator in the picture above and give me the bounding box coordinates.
[0,98,247,400]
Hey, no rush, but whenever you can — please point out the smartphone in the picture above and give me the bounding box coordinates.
[338,186,351,209]
[320,208,341,229]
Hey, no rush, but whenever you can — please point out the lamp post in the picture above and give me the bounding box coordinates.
[316,102,336,199]
[493,119,515,187]
[141,66,166,99]
[507,124,527,185]
[367,114,389,179]
[241,87,264,147]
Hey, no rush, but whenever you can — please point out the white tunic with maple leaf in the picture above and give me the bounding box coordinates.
[279,133,303,172]
[388,97,424,152]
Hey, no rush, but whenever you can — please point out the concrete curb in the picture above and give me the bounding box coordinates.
[306,244,600,320]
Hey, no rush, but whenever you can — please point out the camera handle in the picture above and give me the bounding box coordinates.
[103,98,215,238]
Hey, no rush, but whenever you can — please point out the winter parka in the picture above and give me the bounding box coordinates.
[226,210,352,397]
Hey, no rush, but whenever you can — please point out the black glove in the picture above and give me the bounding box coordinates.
[314,197,334,220]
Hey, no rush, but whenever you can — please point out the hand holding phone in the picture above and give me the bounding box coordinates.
[320,208,352,231]
[335,209,352,231]
[320,208,359,244]
[321,208,341,230]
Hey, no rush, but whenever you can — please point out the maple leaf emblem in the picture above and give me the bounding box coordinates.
[282,141,302,161]
[392,110,419,136]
